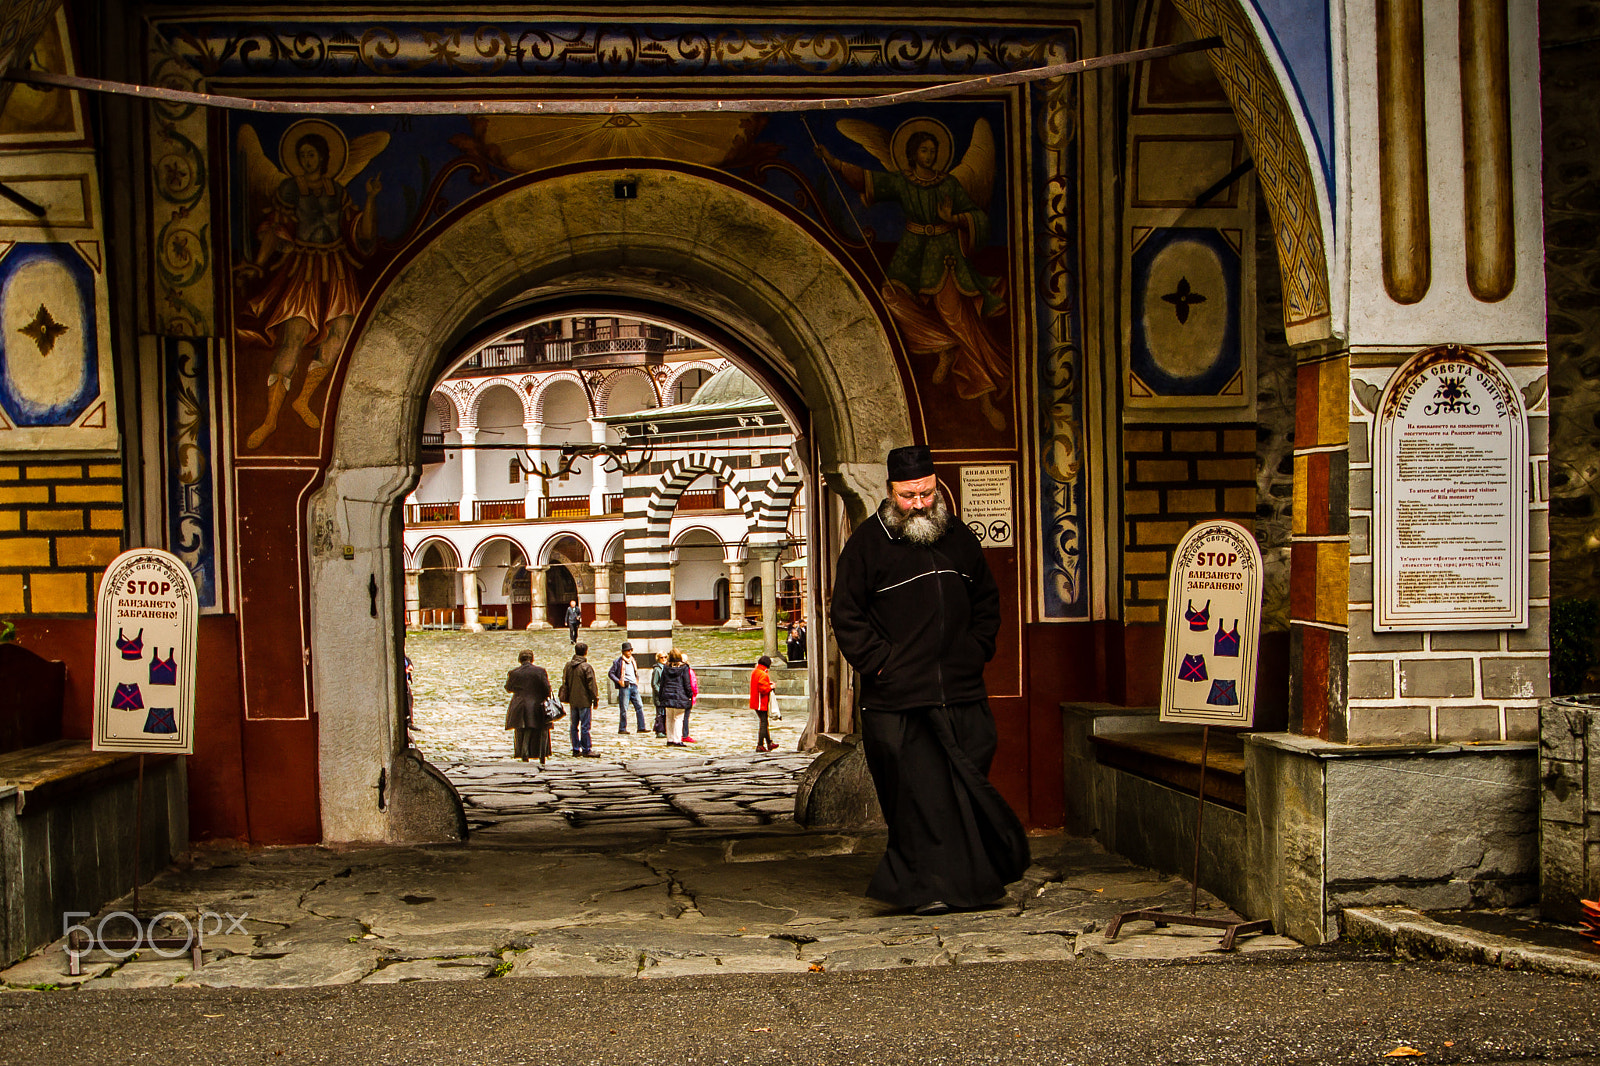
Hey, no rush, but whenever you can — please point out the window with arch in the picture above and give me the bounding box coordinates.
[508,458,521,484]
[673,368,712,405]
[747,575,761,608]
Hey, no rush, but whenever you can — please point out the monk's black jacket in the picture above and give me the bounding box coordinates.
[830,503,1000,710]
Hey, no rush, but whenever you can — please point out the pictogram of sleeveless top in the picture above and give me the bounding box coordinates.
[1178,654,1207,682]
[1185,600,1211,631]
[112,682,144,711]
[1214,621,1241,657]
[116,627,145,661]
[149,649,178,686]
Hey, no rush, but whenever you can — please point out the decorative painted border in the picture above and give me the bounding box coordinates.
[163,336,221,610]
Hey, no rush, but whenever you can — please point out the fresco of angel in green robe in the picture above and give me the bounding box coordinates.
[233,119,388,451]
[817,117,1010,431]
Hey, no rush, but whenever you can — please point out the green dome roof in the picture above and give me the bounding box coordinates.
[683,364,765,407]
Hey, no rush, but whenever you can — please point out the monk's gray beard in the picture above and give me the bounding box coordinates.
[880,492,951,544]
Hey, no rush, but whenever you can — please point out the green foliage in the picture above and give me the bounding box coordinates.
[0,619,13,643]
[489,958,513,978]
[1552,597,1600,695]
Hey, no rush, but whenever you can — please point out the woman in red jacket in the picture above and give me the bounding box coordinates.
[749,655,776,752]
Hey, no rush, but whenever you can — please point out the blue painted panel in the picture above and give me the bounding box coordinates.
[0,243,99,427]
[1129,227,1242,397]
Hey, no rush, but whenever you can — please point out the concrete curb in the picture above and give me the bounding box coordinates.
[1343,907,1600,980]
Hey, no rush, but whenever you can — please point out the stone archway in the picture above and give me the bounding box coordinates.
[307,165,908,842]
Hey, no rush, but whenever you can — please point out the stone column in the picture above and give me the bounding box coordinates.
[403,568,420,629]
[748,544,783,659]
[523,419,543,519]
[592,562,616,628]
[588,418,609,516]
[724,559,746,628]
[668,560,679,626]
[458,567,483,632]
[457,426,478,522]
[526,564,549,629]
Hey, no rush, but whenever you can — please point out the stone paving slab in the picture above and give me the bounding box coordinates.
[3,748,1311,993]
[361,957,498,983]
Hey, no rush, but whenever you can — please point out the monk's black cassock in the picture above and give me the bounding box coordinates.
[830,499,1030,909]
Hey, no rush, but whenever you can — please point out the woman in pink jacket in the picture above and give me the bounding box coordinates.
[749,655,776,752]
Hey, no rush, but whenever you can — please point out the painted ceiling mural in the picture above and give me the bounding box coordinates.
[150,14,1090,619]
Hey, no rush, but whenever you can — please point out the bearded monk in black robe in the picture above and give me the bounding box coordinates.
[829,445,1030,915]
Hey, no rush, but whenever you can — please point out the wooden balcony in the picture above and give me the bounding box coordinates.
[473,498,526,522]
[678,489,723,511]
[541,494,592,519]
[406,502,457,524]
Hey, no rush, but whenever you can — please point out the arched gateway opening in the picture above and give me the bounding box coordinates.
[308,165,909,841]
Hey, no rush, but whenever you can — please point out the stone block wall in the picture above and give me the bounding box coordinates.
[1247,733,1537,944]
[1254,195,1299,632]
[0,460,124,616]
[1122,425,1257,624]
[1345,352,1550,743]
[1539,695,1600,923]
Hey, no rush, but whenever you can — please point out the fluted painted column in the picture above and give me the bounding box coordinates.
[526,564,549,629]
[724,559,746,627]
[457,426,478,522]
[523,418,543,519]
[458,566,483,632]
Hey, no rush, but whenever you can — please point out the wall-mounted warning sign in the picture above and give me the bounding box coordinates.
[959,464,1014,548]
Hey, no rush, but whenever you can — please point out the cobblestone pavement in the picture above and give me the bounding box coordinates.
[0,827,1299,992]
[0,628,1306,992]
[449,752,814,838]
[406,628,799,765]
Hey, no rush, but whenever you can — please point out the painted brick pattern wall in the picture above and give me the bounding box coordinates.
[1346,351,1550,744]
[0,459,123,616]
[1123,425,1257,624]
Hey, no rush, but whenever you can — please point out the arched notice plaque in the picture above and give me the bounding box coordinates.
[93,547,198,754]
[1160,520,1262,726]
[1375,345,1527,631]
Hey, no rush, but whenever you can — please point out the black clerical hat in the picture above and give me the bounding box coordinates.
[886,445,934,481]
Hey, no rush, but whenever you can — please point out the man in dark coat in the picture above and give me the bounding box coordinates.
[829,444,1030,915]
[560,641,600,757]
[565,599,581,643]
[504,650,551,765]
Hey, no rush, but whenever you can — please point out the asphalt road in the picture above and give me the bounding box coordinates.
[5,944,1600,1065]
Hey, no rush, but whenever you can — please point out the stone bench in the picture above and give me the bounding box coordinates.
[0,645,187,966]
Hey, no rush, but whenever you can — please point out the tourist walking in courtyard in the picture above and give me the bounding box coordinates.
[830,444,1030,915]
[503,649,551,766]
[650,651,668,737]
[560,641,600,757]
[565,599,581,643]
[750,654,776,752]
[609,641,648,733]
[659,649,697,748]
